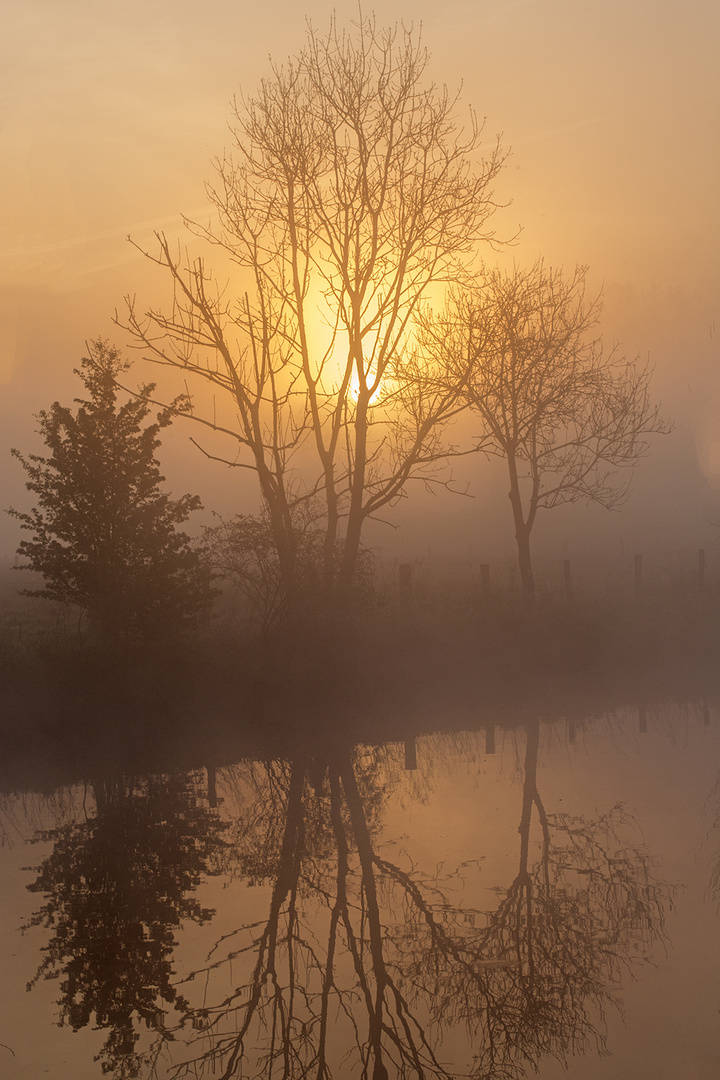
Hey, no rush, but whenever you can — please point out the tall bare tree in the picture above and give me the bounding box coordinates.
[421,261,670,603]
[120,15,504,619]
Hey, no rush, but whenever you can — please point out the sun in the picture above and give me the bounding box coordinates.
[349,365,384,405]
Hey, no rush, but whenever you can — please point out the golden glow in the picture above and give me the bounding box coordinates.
[3,0,717,560]
[349,366,384,405]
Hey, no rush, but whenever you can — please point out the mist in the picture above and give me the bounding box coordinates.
[2,0,719,571]
[1,6,719,1079]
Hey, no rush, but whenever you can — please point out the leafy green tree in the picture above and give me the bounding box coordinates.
[10,339,213,641]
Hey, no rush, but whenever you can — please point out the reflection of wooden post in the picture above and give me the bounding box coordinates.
[634,554,642,597]
[639,706,647,734]
[404,737,417,770]
[698,548,706,589]
[207,764,217,808]
[485,724,496,755]
[480,563,491,596]
[563,560,573,602]
[399,563,412,611]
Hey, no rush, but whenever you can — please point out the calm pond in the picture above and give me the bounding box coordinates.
[1,704,718,1079]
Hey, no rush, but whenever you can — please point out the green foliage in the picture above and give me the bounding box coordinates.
[9,339,213,641]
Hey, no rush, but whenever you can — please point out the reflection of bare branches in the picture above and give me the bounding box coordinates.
[151,752,453,1080]
[20,728,673,1080]
[377,719,672,1079]
[0,786,83,847]
[143,732,672,1080]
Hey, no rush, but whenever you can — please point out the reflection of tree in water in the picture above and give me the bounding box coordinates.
[19,730,673,1080]
[170,748,400,1079]
[23,771,228,1078]
[706,770,720,905]
[145,729,672,1080]
[387,718,672,1078]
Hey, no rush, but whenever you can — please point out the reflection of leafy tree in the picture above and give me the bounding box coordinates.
[24,771,227,1078]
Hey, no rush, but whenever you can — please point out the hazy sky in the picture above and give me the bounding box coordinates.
[2,0,719,559]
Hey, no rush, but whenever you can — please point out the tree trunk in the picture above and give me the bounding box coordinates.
[507,456,536,607]
[340,755,389,1080]
[338,381,369,606]
[515,525,535,607]
[518,717,540,878]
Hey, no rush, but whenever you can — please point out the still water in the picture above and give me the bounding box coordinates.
[1,705,718,1079]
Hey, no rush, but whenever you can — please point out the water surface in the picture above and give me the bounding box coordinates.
[1,703,718,1079]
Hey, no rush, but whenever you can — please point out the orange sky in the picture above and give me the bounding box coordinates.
[2,0,719,557]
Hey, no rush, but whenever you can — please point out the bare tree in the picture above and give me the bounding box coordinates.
[203,512,375,633]
[421,261,670,603]
[119,15,504,619]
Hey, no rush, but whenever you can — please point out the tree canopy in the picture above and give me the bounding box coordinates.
[420,261,669,601]
[10,339,213,641]
[121,15,505,619]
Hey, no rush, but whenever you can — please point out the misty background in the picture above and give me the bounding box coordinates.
[2,0,718,582]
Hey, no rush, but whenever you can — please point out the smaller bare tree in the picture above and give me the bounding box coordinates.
[422,261,670,603]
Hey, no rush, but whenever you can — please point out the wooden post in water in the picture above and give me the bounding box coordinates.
[404,737,417,770]
[634,554,643,598]
[207,764,218,808]
[485,724,496,755]
[563,560,573,602]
